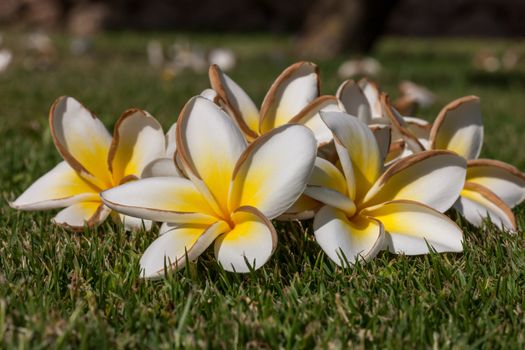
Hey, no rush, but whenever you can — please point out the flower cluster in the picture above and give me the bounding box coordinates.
[11,61,525,278]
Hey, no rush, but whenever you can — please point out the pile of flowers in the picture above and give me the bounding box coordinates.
[10,61,525,278]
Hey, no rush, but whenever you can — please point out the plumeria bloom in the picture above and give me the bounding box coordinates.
[209,61,340,146]
[427,96,525,231]
[10,96,166,231]
[303,111,466,267]
[100,96,317,277]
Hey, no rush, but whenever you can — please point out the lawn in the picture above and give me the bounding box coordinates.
[1,31,525,348]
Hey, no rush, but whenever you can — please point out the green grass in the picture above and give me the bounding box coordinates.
[1,31,525,348]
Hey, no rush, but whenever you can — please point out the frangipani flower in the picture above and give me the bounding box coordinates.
[209,61,340,146]
[427,96,525,231]
[100,96,317,277]
[304,111,466,267]
[10,96,166,231]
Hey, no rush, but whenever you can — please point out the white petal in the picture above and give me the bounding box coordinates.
[52,201,111,230]
[289,96,341,146]
[140,220,229,279]
[308,157,348,194]
[321,111,383,201]
[467,159,525,208]
[313,206,384,267]
[304,186,356,216]
[229,124,317,219]
[10,161,100,210]
[380,95,424,152]
[101,177,218,224]
[118,214,153,231]
[455,182,516,231]
[214,206,276,273]
[209,65,260,137]
[336,79,372,123]
[370,125,391,164]
[177,96,248,214]
[141,158,181,178]
[260,61,319,133]
[429,96,483,160]
[358,78,382,119]
[49,96,112,188]
[362,200,463,255]
[363,150,467,212]
[108,109,166,182]
[165,122,177,158]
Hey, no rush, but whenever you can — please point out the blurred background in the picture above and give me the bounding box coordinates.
[0,0,524,171]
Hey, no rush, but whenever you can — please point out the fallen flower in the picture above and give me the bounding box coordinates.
[428,96,525,231]
[304,111,466,267]
[10,96,166,231]
[101,96,317,277]
[209,61,340,146]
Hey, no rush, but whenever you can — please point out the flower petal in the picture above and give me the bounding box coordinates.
[277,194,319,221]
[466,159,525,208]
[177,96,248,214]
[455,182,516,231]
[117,214,153,231]
[289,95,341,146]
[165,122,177,158]
[259,61,319,133]
[304,186,356,216]
[308,157,348,194]
[380,94,425,152]
[52,201,111,230]
[358,78,382,118]
[313,206,384,267]
[370,125,392,164]
[362,200,463,254]
[363,150,467,212]
[101,177,218,224]
[108,109,166,183]
[429,96,483,160]
[321,111,382,201]
[10,161,100,210]
[209,64,260,138]
[228,124,317,219]
[49,96,112,188]
[214,206,277,273]
[141,158,182,178]
[405,116,432,149]
[336,79,372,123]
[140,220,230,279]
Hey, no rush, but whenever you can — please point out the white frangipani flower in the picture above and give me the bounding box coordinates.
[209,61,341,146]
[101,96,317,277]
[10,96,166,231]
[303,111,466,267]
[428,96,525,231]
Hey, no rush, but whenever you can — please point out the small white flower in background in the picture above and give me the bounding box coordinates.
[101,96,317,278]
[0,49,12,73]
[208,48,236,71]
[394,80,436,116]
[10,96,167,231]
[303,111,466,267]
[337,57,381,79]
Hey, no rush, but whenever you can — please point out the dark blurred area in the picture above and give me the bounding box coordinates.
[1,0,524,57]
